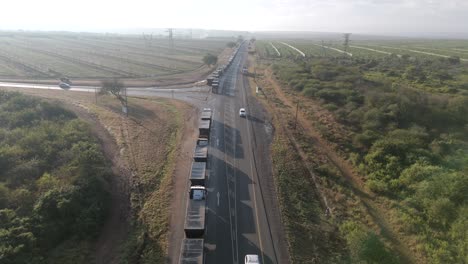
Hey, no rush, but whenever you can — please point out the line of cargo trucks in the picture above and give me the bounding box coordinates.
[206,46,241,94]
[179,107,211,264]
[179,45,241,264]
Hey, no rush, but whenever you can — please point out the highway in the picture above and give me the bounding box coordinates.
[203,44,286,264]
[0,43,289,264]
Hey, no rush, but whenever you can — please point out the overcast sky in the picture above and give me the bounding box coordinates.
[1,0,467,35]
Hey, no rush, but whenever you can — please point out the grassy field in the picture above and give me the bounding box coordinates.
[0,32,228,80]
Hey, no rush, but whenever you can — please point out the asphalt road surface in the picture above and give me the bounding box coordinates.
[203,44,286,264]
[0,43,289,264]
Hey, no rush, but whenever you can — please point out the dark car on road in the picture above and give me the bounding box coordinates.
[59,82,71,89]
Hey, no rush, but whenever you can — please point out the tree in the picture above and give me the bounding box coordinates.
[447,56,460,65]
[203,53,218,66]
[100,79,127,113]
[226,41,236,48]
[237,35,244,43]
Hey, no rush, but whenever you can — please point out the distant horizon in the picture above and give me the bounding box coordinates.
[1,27,468,40]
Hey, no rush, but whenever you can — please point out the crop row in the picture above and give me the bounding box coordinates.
[0,35,226,78]
[256,39,468,61]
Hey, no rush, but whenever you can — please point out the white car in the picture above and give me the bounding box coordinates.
[239,108,246,117]
[245,254,260,264]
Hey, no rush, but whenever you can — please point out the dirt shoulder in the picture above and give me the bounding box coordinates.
[243,58,292,264]
[166,103,199,263]
[0,87,194,263]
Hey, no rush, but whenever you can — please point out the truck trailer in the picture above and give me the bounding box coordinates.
[200,108,212,121]
[206,76,214,86]
[198,120,211,139]
[184,186,207,238]
[179,238,204,264]
[190,161,206,186]
[193,138,208,162]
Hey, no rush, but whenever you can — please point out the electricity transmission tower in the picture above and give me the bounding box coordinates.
[343,33,351,56]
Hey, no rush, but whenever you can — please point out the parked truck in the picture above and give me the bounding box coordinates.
[193,138,208,162]
[206,76,214,86]
[201,108,212,121]
[212,83,219,94]
[198,120,211,139]
[190,162,206,186]
[179,238,204,264]
[184,186,207,238]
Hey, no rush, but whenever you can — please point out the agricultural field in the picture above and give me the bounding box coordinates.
[256,39,468,61]
[0,32,228,80]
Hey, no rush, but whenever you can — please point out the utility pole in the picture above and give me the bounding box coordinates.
[167,28,174,54]
[142,33,153,47]
[321,40,326,57]
[294,100,299,129]
[122,84,128,117]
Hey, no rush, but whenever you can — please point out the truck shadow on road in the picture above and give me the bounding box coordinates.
[204,155,276,264]
[210,120,244,159]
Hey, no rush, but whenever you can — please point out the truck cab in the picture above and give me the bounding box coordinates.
[245,254,260,264]
[189,186,207,200]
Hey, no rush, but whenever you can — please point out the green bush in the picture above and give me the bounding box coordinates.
[0,92,110,263]
[340,221,398,264]
[271,55,468,262]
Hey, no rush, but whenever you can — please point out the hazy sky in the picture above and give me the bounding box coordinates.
[1,0,467,35]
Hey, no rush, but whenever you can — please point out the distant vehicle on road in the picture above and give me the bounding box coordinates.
[59,82,71,89]
[239,108,246,117]
[245,254,260,264]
